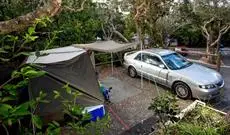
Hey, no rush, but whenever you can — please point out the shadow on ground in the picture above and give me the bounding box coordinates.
[121,116,158,135]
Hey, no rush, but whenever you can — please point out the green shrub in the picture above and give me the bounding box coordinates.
[167,106,230,135]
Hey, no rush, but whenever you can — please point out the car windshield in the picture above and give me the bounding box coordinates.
[162,53,192,70]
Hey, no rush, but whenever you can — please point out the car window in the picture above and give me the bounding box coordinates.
[162,53,192,70]
[135,53,163,67]
[145,55,163,66]
[134,53,148,62]
[134,53,141,61]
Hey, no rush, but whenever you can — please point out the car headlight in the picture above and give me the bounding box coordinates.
[199,84,216,89]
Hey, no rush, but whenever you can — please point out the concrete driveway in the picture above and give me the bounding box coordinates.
[98,67,191,134]
[99,67,163,134]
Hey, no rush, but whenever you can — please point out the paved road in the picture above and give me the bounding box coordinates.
[212,55,230,112]
[186,49,230,112]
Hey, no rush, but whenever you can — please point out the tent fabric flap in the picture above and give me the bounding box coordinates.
[29,75,102,122]
[27,46,104,122]
[73,40,137,53]
[40,53,103,102]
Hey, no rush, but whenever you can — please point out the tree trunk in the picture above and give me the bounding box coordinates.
[113,30,129,43]
[135,22,144,49]
[0,0,62,34]
[207,45,217,64]
[206,40,210,56]
[216,42,220,54]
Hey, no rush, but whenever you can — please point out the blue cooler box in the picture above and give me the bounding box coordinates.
[84,105,105,121]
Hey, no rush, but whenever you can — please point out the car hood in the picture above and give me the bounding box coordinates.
[174,63,222,85]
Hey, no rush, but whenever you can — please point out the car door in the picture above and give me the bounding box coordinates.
[142,54,169,85]
[153,56,169,85]
[158,66,169,86]
[132,53,146,76]
[140,54,161,82]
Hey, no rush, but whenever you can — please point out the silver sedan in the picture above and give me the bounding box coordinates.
[123,48,224,100]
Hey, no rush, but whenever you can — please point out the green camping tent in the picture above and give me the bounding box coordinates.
[26,46,104,122]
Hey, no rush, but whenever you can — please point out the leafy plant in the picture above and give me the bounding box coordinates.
[0,66,110,134]
[148,92,180,134]
[167,105,230,135]
[0,17,51,68]
[53,84,110,135]
[169,122,218,135]
[0,102,31,129]
[0,65,47,135]
[48,2,101,46]
[46,121,61,135]
[95,53,112,64]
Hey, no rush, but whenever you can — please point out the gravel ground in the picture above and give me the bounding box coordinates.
[97,66,191,135]
[98,66,162,134]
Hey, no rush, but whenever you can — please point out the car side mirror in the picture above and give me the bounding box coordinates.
[159,64,166,69]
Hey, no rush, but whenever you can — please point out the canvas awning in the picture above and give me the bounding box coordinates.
[26,46,85,64]
[73,40,137,53]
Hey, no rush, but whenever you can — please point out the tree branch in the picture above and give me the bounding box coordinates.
[210,25,230,47]
[201,31,208,39]
[111,23,129,43]
[0,0,62,34]
[204,17,215,27]
[210,35,221,47]
[113,30,129,43]
[134,2,146,21]
[2,124,9,135]
[220,25,230,34]
[201,17,215,38]
[101,23,107,39]
[108,26,113,39]
[63,0,87,12]
[201,25,209,38]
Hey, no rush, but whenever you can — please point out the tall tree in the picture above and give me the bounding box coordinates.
[133,0,173,47]
[97,0,129,42]
[0,0,88,34]
[178,0,230,63]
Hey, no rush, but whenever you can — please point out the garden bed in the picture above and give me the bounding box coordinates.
[167,100,230,135]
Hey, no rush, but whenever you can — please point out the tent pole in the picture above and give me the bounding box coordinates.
[140,40,143,89]
[111,52,113,75]
[90,51,95,69]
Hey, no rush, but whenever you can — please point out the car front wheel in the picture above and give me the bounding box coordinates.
[174,82,191,99]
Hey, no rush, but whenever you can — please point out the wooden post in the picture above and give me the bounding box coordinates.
[216,52,221,72]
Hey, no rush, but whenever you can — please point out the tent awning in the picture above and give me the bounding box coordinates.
[26,46,85,64]
[73,40,137,53]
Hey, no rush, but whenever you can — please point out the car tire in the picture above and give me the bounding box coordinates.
[174,82,191,99]
[128,66,137,78]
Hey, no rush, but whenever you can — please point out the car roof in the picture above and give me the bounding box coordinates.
[143,48,175,56]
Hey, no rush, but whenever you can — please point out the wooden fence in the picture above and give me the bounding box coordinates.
[171,47,221,72]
